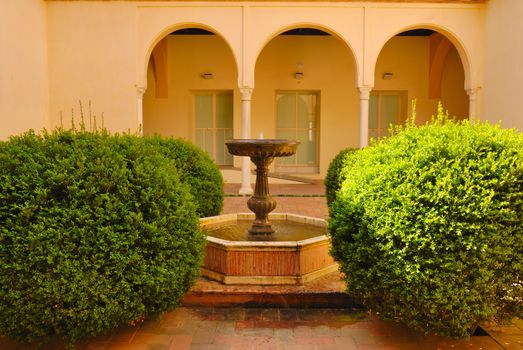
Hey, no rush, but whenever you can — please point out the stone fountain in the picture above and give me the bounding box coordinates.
[225,139,299,237]
[199,139,337,285]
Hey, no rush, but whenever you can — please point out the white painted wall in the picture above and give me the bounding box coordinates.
[483,0,523,130]
[0,0,49,139]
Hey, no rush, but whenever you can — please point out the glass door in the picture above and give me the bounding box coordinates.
[369,92,403,141]
[194,92,233,165]
[275,92,319,173]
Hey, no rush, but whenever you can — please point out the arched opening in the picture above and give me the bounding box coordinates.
[143,27,238,166]
[253,27,358,175]
[372,28,468,140]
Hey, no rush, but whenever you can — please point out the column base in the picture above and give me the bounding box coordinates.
[239,185,254,195]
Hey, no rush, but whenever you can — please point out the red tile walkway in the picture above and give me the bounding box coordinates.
[223,180,329,219]
[1,307,513,350]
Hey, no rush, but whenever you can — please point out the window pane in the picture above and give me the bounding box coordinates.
[297,130,317,165]
[276,129,295,140]
[297,94,310,128]
[216,93,233,128]
[195,95,213,128]
[381,95,399,129]
[369,95,378,129]
[276,129,296,164]
[276,94,296,128]
[204,129,213,156]
[224,129,234,165]
[195,129,204,150]
[215,129,224,165]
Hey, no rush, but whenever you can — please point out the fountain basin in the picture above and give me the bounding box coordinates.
[200,213,338,285]
[225,139,299,158]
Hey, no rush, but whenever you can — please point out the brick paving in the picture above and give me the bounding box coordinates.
[223,196,329,220]
[223,178,328,219]
[1,175,521,350]
[1,307,512,350]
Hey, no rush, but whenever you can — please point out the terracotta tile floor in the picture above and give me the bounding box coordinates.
[222,180,329,220]
[1,177,521,349]
[1,307,515,350]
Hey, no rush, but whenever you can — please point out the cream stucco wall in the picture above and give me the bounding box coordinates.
[43,1,484,137]
[483,0,523,130]
[47,2,137,132]
[0,0,49,140]
[1,0,497,173]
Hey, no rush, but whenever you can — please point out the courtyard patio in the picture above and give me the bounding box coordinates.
[1,170,520,350]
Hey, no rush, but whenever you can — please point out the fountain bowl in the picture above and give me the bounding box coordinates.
[200,213,338,285]
[225,139,299,158]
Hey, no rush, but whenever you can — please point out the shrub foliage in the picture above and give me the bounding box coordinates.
[0,130,206,345]
[329,110,523,337]
[144,136,224,217]
[324,148,356,205]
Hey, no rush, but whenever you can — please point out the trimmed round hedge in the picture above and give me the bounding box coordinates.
[0,130,206,345]
[324,148,356,205]
[144,136,224,218]
[329,116,523,337]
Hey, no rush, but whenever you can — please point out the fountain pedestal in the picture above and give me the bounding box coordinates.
[247,155,276,234]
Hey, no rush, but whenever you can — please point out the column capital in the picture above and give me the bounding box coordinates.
[135,85,147,96]
[466,87,480,101]
[240,87,253,101]
[358,86,373,100]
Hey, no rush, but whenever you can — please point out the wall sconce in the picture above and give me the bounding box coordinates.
[294,72,304,80]
[201,73,213,79]
[382,72,393,80]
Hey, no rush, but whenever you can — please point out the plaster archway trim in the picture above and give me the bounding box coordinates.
[138,22,241,92]
[369,23,475,91]
[248,22,362,89]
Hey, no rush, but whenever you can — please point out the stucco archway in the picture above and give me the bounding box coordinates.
[252,26,359,175]
[142,26,239,165]
[371,27,470,136]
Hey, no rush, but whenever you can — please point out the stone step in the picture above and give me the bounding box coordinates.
[181,272,364,309]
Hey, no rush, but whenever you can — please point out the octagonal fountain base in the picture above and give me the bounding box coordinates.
[200,213,338,285]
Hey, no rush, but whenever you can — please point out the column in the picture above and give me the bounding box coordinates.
[359,86,372,148]
[136,85,146,136]
[239,87,254,195]
[467,87,479,121]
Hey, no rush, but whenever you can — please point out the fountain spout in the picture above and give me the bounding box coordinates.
[225,139,299,236]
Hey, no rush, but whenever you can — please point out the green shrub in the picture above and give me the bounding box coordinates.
[145,136,224,217]
[325,148,357,205]
[0,130,206,345]
[329,110,523,337]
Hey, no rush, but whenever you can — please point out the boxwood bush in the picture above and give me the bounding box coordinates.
[325,148,356,205]
[0,130,206,345]
[144,136,224,217]
[329,110,523,337]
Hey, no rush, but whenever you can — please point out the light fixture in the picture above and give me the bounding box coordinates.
[294,72,304,80]
[382,72,393,80]
[201,73,213,79]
